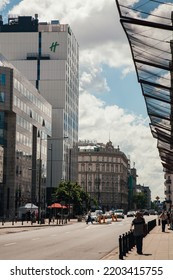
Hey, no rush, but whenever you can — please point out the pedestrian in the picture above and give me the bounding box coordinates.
[86,210,93,224]
[159,211,168,232]
[167,211,170,226]
[130,211,146,255]
[169,209,173,230]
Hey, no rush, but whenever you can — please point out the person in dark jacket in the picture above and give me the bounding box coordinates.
[159,211,168,232]
[131,211,146,255]
[86,210,93,224]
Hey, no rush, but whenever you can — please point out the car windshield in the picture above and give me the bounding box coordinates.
[115,209,123,213]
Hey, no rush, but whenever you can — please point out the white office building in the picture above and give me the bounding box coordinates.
[0,15,79,204]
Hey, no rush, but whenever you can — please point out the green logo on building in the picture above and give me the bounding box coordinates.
[50,42,59,52]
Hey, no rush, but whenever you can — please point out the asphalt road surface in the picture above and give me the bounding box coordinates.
[0,216,155,260]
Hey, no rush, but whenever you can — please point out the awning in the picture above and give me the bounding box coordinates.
[48,203,67,209]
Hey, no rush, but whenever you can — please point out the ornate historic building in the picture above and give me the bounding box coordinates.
[78,140,129,211]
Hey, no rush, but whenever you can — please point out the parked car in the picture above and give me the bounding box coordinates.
[141,209,149,216]
[104,211,112,219]
[114,209,125,219]
[149,209,156,215]
[127,211,135,217]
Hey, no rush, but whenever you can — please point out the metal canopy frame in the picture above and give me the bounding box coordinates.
[115,0,173,173]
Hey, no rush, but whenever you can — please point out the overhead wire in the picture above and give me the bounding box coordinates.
[119,3,172,21]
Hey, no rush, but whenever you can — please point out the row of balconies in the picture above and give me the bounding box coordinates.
[164,179,171,185]
[164,190,172,195]
[164,175,172,208]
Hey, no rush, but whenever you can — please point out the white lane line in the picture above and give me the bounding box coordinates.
[31,238,40,241]
[4,242,16,246]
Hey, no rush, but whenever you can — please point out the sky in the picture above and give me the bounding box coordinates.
[0,0,168,201]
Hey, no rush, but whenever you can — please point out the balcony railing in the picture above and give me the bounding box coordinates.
[167,179,171,184]
[165,190,172,195]
[164,179,171,185]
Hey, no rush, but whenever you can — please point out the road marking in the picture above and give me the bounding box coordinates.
[31,238,40,241]
[4,242,16,246]
[86,225,94,229]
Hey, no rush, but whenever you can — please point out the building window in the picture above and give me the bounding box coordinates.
[102,164,105,172]
[88,164,92,171]
[0,74,6,86]
[81,164,85,172]
[106,164,109,172]
[0,92,5,102]
[96,164,100,172]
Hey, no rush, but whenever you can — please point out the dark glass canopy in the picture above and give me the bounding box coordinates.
[115,0,173,173]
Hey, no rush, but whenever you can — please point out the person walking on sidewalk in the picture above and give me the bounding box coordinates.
[159,211,168,232]
[130,211,146,255]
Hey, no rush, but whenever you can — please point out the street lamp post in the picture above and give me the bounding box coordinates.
[48,143,53,205]
[97,175,100,206]
[155,196,160,212]
[95,173,100,207]
[86,170,88,194]
[47,136,68,194]
[38,130,42,224]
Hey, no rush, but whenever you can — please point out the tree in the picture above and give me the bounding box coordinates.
[53,181,96,216]
[133,193,147,209]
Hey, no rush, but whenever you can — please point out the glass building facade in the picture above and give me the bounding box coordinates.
[0,54,52,218]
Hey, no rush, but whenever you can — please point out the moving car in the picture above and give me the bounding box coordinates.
[127,211,135,217]
[114,209,125,219]
[85,210,103,222]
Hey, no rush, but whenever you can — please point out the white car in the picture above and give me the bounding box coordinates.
[127,211,135,217]
[114,209,125,219]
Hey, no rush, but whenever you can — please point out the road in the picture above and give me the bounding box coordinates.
[0,216,156,260]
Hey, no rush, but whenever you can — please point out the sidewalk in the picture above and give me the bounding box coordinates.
[102,224,173,260]
[0,219,77,234]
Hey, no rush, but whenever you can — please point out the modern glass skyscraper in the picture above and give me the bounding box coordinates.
[0,15,79,203]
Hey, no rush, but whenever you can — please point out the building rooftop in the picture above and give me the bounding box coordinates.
[0,14,69,33]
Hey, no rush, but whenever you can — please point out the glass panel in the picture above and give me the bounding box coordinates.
[0,92,5,102]
[0,74,6,86]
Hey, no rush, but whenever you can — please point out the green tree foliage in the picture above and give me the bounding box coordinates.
[133,193,147,209]
[53,181,96,215]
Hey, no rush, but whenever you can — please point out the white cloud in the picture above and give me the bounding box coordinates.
[79,92,164,200]
[80,66,110,94]
[8,0,165,200]
[0,0,9,10]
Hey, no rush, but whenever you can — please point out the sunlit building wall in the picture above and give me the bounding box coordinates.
[0,15,79,204]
